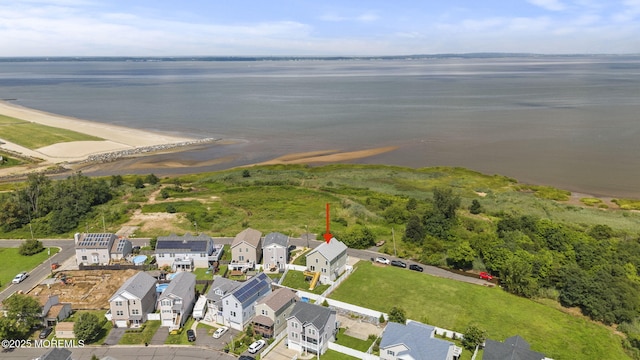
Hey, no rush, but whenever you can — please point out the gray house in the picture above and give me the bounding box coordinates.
[158,271,196,330]
[253,287,298,338]
[262,232,289,272]
[221,272,272,330]
[108,271,157,328]
[155,233,216,271]
[231,228,263,271]
[39,295,72,327]
[286,301,337,355]
[305,237,348,284]
[74,233,119,265]
[205,277,241,324]
[380,321,461,360]
[483,335,550,360]
[110,237,132,262]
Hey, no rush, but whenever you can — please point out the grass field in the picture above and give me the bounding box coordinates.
[165,317,195,345]
[320,349,359,360]
[0,114,103,149]
[281,270,330,295]
[0,246,59,291]
[329,262,629,360]
[335,328,373,352]
[119,320,161,345]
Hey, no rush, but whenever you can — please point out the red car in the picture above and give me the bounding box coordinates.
[479,272,493,281]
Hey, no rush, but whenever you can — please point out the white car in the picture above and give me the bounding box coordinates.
[375,257,390,265]
[248,339,266,354]
[12,272,28,284]
[212,326,228,339]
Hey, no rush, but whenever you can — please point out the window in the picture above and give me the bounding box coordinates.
[226,300,229,305]
[235,303,238,308]
[262,310,267,315]
[325,260,328,265]
[246,247,249,252]
[170,253,174,257]
[310,265,315,271]
[322,268,326,273]
[387,350,395,356]
[115,301,122,306]
[132,309,139,315]
[315,259,318,263]
[239,248,242,253]
[81,256,87,261]
[201,253,205,257]
[231,311,236,317]
[116,311,124,316]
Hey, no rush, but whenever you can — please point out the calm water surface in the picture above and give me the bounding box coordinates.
[1,57,639,197]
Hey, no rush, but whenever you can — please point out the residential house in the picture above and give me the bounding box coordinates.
[205,277,241,324]
[262,232,289,272]
[221,272,272,330]
[110,237,132,262]
[158,271,196,330]
[286,301,337,355]
[54,322,75,339]
[253,287,298,338]
[39,295,72,327]
[379,321,462,360]
[36,348,72,360]
[74,232,118,265]
[483,335,551,360]
[230,228,263,271]
[305,238,348,284]
[108,271,157,328]
[155,233,216,271]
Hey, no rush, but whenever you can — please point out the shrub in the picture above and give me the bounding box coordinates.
[19,238,44,256]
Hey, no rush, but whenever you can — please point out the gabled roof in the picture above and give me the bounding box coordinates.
[263,232,289,248]
[287,301,335,333]
[110,271,156,302]
[232,228,262,248]
[380,321,454,360]
[75,233,117,249]
[111,238,131,254]
[306,238,347,262]
[159,272,196,301]
[483,335,546,360]
[206,277,241,302]
[224,272,271,307]
[156,233,212,252]
[257,287,298,312]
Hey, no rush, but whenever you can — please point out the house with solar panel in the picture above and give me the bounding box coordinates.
[262,232,289,272]
[205,277,241,324]
[221,272,272,330]
[305,237,348,284]
[286,301,337,355]
[158,271,196,330]
[379,321,462,360]
[483,335,550,360]
[74,233,130,266]
[155,233,217,271]
[108,271,157,328]
[230,228,263,272]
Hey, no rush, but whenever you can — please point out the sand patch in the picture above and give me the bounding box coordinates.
[255,146,399,165]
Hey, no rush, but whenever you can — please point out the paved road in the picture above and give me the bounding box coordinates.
[2,345,236,360]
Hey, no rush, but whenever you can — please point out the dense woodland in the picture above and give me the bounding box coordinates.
[2,166,640,356]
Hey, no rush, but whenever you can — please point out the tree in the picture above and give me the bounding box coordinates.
[19,238,44,256]
[462,325,487,350]
[145,173,160,185]
[1,294,42,339]
[469,199,482,214]
[134,177,145,189]
[339,226,376,249]
[588,224,614,240]
[404,215,424,243]
[447,241,476,270]
[110,175,123,187]
[500,253,538,298]
[74,312,102,342]
[150,237,157,250]
[406,198,418,211]
[433,187,461,220]
[388,307,406,324]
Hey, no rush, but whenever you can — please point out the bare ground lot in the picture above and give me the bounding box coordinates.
[29,269,139,310]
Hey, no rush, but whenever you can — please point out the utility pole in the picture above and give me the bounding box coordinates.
[392,227,397,257]
[194,221,198,234]
[102,214,106,233]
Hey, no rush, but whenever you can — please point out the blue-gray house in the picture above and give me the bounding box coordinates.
[380,321,461,360]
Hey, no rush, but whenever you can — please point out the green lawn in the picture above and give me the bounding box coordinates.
[165,317,196,345]
[0,246,59,291]
[335,328,373,352]
[320,349,359,360]
[119,320,161,345]
[0,114,103,149]
[330,262,629,360]
[194,267,213,280]
[281,270,330,294]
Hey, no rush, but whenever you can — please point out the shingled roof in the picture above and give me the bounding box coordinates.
[232,228,262,248]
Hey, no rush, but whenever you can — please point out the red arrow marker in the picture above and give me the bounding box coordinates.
[323,203,332,243]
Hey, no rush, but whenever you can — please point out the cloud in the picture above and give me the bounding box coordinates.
[527,0,566,11]
[320,11,379,23]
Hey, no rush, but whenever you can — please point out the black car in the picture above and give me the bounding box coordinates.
[186,329,196,342]
[409,264,424,272]
[39,327,53,339]
[390,260,406,268]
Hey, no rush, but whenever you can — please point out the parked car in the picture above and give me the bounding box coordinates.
[375,257,390,265]
[213,326,228,339]
[390,260,407,268]
[12,272,28,284]
[409,264,424,272]
[479,272,493,281]
[248,339,266,354]
[186,329,196,342]
[132,246,141,254]
[39,327,53,339]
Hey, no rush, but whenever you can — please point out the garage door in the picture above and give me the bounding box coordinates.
[115,320,128,328]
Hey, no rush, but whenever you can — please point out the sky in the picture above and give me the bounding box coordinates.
[1,0,639,56]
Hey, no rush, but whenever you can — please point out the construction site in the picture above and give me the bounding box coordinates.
[28,269,140,310]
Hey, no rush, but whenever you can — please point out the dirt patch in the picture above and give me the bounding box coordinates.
[29,269,140,310]
[122,209,185,234]
[562,192,619,210]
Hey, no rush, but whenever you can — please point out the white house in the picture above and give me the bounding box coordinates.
[158,272,196,330]
[75,233,119,266]
[262,232,289,272]
[205,277,241,325]
[286,301,337,355]
[155,233,216,271]
[221,272,271,330]
[305,238,348,284]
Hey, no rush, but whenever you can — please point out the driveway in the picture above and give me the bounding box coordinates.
[150,326,169,345]
[196,325,239,351]
[262,337,297,360]
[103,327,125,345]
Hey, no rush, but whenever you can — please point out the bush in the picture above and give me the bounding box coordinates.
[19,238,44,256]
